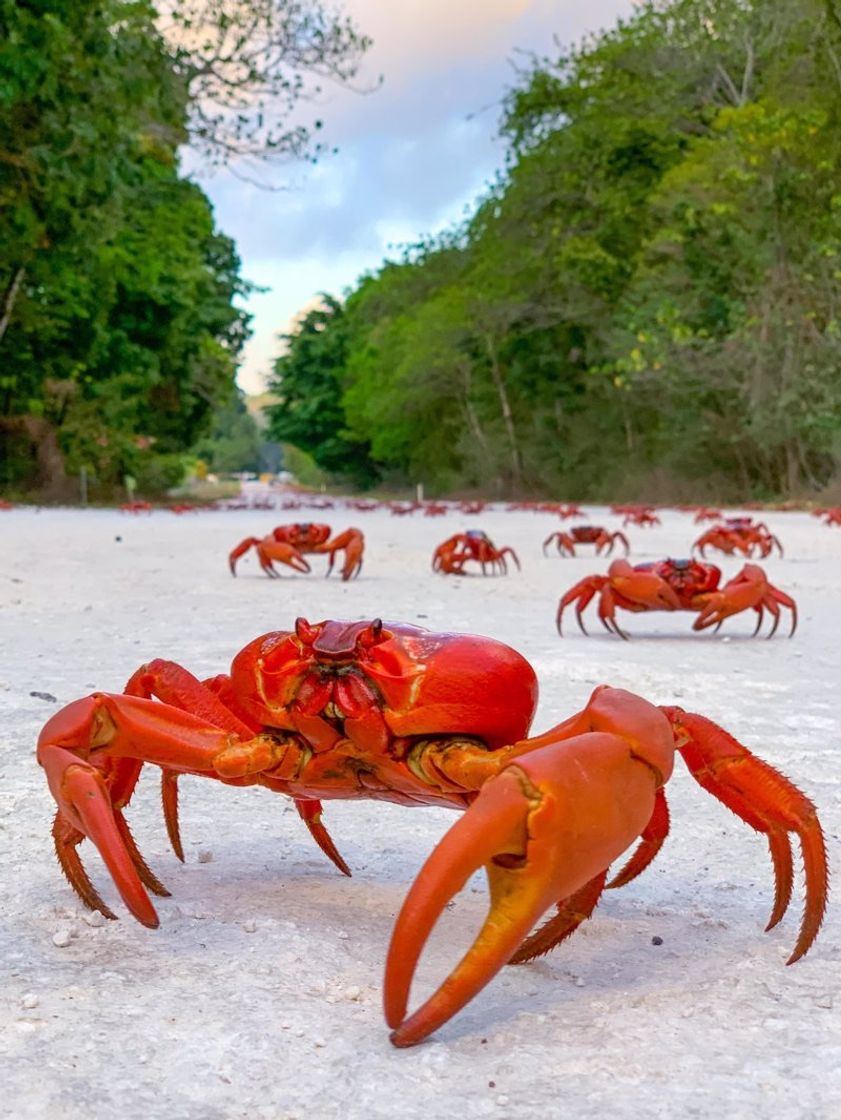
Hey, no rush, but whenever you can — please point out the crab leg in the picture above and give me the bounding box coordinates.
[295,800,351,876]
[126,660,348,873]
[37,693,307,925]
[385,693,671,1046]
[606,785,670,889]
[664,708,827,963]
[556,577,604,635]
[508,870,609,963]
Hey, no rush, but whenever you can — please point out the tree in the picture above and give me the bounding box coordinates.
[192,393,263,474]
[159,0,373,172]
[1,1,373,495]
[267,295,378,487]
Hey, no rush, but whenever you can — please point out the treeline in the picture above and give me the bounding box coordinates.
[0,0,368,498]
[269,0,841,500]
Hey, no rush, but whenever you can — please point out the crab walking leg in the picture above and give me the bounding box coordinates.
[606,785,670,889]
[556,577,604,635]
[295,800,352,877]
[37,693,308,925]
[126,660,348,874]
[317,528,364,581]
[664,708,828,962]
[385,727,664,1047]
[508,869,609,963]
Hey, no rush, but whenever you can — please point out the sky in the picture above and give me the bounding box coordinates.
[192,1,638,395]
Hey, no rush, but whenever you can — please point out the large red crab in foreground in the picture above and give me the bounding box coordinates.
[38,619,826,1047]
[558,558,797,639]
[229,523,364,581]
[433,530,520,575]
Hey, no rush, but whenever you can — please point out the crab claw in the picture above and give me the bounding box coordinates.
[384,732,658,1046]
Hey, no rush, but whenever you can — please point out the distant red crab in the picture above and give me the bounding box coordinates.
[558,557,796,639]
[815,507,841,527]
[693,518,783,559]
[555,503,585,519]
[622,507,661,528]
[543,525,629,558]
[693,507,723,524]
[229,523,364,581]
[433,530,520,576]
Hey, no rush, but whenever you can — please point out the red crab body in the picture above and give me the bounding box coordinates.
[38,619,826,1047]
[229,523,364,581]
[543,525,630,558]
[558,558,796,638]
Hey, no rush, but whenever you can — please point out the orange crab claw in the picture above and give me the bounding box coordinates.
[45,747,162,928]
[384,731,658,1046]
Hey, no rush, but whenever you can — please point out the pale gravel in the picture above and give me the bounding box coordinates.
[0,499,839,1120]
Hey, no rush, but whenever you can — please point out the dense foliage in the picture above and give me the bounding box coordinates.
[0,0,370,496]
[269,0,841,500]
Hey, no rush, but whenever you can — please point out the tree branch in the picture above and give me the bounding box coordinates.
[0,267,25,345]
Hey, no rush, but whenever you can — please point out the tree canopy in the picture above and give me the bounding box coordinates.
[0,0,371,496]
[269,0,841,500]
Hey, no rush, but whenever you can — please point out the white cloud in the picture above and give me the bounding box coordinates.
[195,0,638,394]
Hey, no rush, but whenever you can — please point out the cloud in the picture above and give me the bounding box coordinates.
[193,0,638,392]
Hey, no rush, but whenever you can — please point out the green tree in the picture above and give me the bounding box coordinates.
[161,0,373,171]
[192,393,263,474]
[1,0,373,496]
[268,295,378,487]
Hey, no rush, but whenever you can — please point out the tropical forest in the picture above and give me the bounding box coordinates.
[3,0,841,501]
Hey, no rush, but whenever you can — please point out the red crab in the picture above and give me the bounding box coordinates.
[432,530,520,575]
[229,523,364,581]
[693,519,783,559]
[558,558,797,639]
[37,618,827,1047]
[543,525,630,558]
[815,507,841,527]
[693,507,723,524]
[623,508,661,528]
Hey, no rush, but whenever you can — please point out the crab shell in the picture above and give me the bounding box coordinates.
[228,619,539,749]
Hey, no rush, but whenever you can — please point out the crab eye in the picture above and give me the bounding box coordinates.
[295,617,319,645]
[357,619,386,649]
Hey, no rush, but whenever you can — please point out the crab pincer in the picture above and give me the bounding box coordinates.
[385,694,672,1046]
